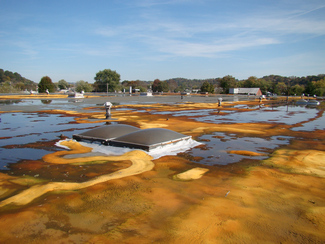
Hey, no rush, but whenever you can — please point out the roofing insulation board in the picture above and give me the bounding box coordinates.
[109,128,192,151]
[72,124,140,143]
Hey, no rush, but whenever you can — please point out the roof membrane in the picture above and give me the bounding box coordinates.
[109,128,191,151]
[72,124,140,143]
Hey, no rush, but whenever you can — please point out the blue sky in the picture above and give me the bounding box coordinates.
[1,0,324,83]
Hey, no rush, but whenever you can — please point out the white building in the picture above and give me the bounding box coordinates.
[229,88,262,96]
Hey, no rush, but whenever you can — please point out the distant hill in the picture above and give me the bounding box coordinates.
[163,74,325,95]
[0,69,37,92]
[1,68,324,95]
[164,77,221,91]
[262,74,325,86]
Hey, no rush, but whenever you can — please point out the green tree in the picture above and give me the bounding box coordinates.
[160,81,169,92]
[243,76,258,88]
[75,80,93,92]
[152,79,161,92]
[256,78,272,94]
[14,82,25,90]
[57,79,70,90]
[94,69,120,92]
[175,82,186,92]
[167,80,178,92]
[122,80,149,92]
[275,82,287,95]
[152,79,169,92]
[313,78,325,96]
[200,81,214,93]
[220,75,236,94]
[38,76,54,93]
[0,81,15,93]
[291,84,305,96]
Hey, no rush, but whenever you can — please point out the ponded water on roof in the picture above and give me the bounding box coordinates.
[72,124,140,142]
[109,128,191,151]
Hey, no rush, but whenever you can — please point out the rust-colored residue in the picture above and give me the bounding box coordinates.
[227,150,266,156]
[0,97,324,243]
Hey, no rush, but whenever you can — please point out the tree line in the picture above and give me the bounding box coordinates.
[147,74,325,96]
[0,69,35,93]
[1,68,324,96]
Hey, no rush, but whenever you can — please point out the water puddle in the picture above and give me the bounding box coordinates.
[0,113,103,169]
[195,105,322,125]
[0,99,95,110]
[184,132,292,165]
[153,109,220,117]
[0,99,22,105]
[0,103,323,171]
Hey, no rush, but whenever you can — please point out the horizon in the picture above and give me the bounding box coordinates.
[3,68,325,84]
[1,0,324,83]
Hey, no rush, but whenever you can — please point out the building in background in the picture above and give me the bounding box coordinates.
[229,88,262,96]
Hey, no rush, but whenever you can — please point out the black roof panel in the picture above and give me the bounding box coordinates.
[73,124,140,142]
[109,128,191,151]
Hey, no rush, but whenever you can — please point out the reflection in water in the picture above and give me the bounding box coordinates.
[68,99,84,103]
[151,103,325,129]
[195,105,323,126]
[41,99,52,104]
[0,99,22,105]
[186,133,292,165]
[0,113,103,169]
[3,99,91,110]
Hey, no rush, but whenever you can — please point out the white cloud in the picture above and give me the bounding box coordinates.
[94,27,119,37]
[10,41,39,59]
[91,1,325,59]
[135,0,196,8]
[239,16,325,37]
[145,36,279,57]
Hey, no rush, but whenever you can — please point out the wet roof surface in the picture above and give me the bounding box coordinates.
[0,100,323,168]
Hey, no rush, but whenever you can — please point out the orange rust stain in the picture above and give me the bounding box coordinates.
[42,140,93,164]
[227,150,266,156]
[0,98,324,243]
